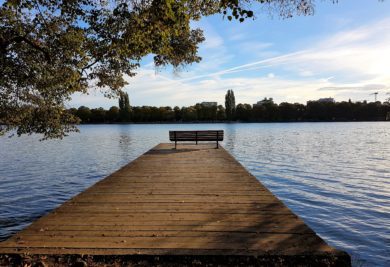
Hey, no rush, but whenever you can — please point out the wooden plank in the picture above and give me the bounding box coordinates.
[3,235,331,251]
[25,223,313,232]
[12,226,316,236]
[33,214,302,224]
[0,143,350,266]
[1,233,334,252]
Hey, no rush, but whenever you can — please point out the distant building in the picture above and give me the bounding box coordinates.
[253,98,274,108]
[201,102,217,107]
[317,98,335,103]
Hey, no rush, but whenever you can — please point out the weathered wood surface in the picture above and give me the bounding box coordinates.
[0,143,350,266]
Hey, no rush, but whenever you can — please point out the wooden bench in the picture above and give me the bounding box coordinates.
[169,130,224,149]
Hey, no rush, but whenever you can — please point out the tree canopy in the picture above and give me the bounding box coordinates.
[1,0,323,139]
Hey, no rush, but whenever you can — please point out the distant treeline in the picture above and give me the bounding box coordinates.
[69,99,390,124]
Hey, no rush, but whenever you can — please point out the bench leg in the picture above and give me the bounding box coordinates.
[216,140,219,149]
[175,140,177,149]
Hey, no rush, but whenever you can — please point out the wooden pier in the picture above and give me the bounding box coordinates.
[0,143,350,266]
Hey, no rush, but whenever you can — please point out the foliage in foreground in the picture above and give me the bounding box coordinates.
[1,0,326,139]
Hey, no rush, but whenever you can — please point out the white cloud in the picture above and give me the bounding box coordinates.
[69,91,117,109]
[298,70,314,77]
[198,18,390,83]
[69,17,390,108]
[202,32,224,49]
[240,41,273,51]
[120,69,335,106]
[318,84,389,92]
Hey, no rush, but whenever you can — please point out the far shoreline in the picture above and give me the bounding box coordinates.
[78,120,389,125]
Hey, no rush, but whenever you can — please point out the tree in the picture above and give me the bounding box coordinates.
[216,105,226,121]
[107,106,120,122]
[173,106,182,121]
[225,89,236,121]
[76,106,91,123]
[236,103,252,121]
[181,106,197,121]
[252,105,265,121]
[195,103,217,121]
[119,91,131,122]
[0,0,325,138]
[90,107,107,123]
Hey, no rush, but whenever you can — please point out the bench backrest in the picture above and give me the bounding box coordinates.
[169,130,224,141]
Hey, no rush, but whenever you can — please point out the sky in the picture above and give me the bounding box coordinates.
[70,0,390,108]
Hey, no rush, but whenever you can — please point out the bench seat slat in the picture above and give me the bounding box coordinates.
[169,130,224,148]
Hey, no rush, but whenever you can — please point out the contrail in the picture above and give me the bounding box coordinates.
[177,50,308,82]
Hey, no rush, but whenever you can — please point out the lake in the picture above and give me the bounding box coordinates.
[0,122,389,266]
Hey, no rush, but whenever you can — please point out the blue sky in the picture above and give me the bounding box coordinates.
[70,0,390,108]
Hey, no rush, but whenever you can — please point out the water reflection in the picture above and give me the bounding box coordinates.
[119,134,132,156]
[224,123,238,152]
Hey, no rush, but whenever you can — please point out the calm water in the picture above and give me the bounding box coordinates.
[0,123,389,266]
